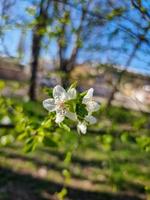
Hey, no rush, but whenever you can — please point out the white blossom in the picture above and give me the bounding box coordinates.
[82,88,99,113]
[85,115,97,124]
[77,114,97,134]
[43,85,100,134]
[77,121,87,134]
[43,85,77,123]
[1,116,11,125]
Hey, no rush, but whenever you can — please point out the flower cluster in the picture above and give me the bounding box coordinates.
[43,85,100,134]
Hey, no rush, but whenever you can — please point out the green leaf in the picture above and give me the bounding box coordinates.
[57,188,68,200]
[65,99,76,113]
[43,136,58,147]
[68,81,77,90]
[17,132,27,141]
[26,7,36,16]
[59,123,70,132]
[23,137,36,153]
[26,137,34,145]
[107,7,125,20]
[136,136,150,151]
[79,91,87,98]
[64,152,72,165]
[0,80,5,90]
[44,88,53,97]
[76,103,88,120]
[23,143,35,153]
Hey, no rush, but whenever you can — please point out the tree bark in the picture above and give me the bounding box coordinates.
[29,0,50,101]
[29,32,42,101]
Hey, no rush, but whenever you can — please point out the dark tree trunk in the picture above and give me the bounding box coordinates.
[60,57,77,89]
[59,59,70,89]
[28,0,50,101]
[29,32,42,101]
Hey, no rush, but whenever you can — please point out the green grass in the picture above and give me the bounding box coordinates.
[0,142,149,200]
[0,100,150,200]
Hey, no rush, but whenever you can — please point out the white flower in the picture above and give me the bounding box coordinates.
[77,114,97,134]
[43,85,77,123]
[77,121,87,134]
[1,116,11,125]
[85,115,97,124]
[82,88,99,113]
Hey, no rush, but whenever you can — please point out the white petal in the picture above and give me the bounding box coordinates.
[65,111,77,121]
[85,115,97,124]
[55,112,65,123]
[43,98,56,112]
[1,116,11,125]
[53,85,68,101]
[86,101,99,113]
[67,88,76,99]
[77,121,87,134]
[82,88,94,104]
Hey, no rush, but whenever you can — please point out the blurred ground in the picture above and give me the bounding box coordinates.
[0,103,150,200]
[0,142,149,200]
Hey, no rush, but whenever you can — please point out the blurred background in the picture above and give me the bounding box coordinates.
[0,0,150,200]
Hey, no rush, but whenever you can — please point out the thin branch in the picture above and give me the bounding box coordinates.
[106,25,149,107]
[131,0,150,21]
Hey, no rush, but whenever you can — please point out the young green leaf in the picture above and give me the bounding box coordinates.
[43,136,58,147]
[59,123,71,132]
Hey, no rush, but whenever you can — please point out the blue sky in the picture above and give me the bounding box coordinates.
[0,0,150,76]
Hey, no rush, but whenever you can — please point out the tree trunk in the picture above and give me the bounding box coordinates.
[59,59,70,89]
[28,0,50,101]
[60,57,77,89]
[29,32,42,101]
